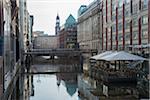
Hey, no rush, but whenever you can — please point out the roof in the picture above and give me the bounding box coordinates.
[78,5,87,16]
[65,14,76,24]
[78,0,99,18]
[91,51,146,61]
[65,83,77,96]
[90,51,113,60]
[65,14,76,28]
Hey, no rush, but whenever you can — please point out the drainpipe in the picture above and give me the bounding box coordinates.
[116,0,118,51]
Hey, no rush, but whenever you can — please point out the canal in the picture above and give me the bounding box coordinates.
[22,56,82,100]
[19,56,149,100]
[24,74,79,100]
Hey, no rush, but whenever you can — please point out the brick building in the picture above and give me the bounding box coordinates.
[101,0,150,54]
[77,0,150,55]
[59,14,77,49]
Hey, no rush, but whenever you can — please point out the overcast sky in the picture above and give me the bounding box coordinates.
[27,0,92,35]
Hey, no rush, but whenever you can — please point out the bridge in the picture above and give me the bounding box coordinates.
[24,48,82,57]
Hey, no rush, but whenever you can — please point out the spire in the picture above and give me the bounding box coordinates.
[56,13,59,20]
[55,13,60,35]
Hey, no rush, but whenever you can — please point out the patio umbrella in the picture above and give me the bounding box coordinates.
[101,51,146,61]
[90,51,114,60]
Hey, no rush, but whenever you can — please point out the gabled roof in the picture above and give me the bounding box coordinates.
[65,14,76,24]
[65,14,76,28]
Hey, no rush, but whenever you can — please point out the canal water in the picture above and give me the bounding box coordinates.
[22,56,149,100]
[28,74,79,100]
[23,56,82,100]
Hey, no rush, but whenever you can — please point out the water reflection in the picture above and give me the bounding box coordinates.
[78,75,140,100]
[23,73,149,100]
[22,58,149,100]
[56,73,78,97]
[31,57,83,73]
[26,74,78,100]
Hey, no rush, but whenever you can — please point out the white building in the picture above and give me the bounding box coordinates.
[77,0,102,53]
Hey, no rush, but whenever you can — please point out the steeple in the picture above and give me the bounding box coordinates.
[55,14,60,35]
[56,13,60,20]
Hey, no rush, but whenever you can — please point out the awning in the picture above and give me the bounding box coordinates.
[90,51,114,60]
[91,51,146,61]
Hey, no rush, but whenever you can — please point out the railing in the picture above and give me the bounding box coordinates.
[24,48,82,56]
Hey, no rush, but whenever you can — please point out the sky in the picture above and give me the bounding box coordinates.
[27,0,92,35]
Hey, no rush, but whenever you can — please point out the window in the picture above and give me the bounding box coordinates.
[142,30,148,38]
[142,0,148,10]
[112,2,116,11]
[133,4,138,14]
[125,9,130,17]
[118,0,123,7]
[125,21,130,29]
[142,15,148,24]
[118,12,122,20]
[133,31,138,39]
[132,17,138,27]
[112,14,116,21]
[112,25,116,32]
[125,0,130,4]
[118,22,122,31]
[118,34,123,41]
[103,8,106,16]
[112,34,116,41]
[125,33,130,39]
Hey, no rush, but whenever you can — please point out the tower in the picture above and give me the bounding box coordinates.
[55,14,60,35]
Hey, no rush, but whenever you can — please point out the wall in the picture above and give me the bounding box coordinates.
[34,36,58,49]
[77,0,102,53]
[102,0,149,54]
[0,0,31,99]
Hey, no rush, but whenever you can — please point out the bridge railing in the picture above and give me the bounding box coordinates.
[30,48,80,52]
[24,48,82,56]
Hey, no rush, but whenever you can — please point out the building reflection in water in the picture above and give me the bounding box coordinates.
[22,58,83,100]
[30,75,34,97]
[23,75,35,100]
[24,73,79,100]
[21,58,149,100]
[23,73,148,100]
[78,74,140,100]
[56,73,78,97]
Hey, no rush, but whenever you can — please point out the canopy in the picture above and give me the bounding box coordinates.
[101,51,146,61]
[91,51,146,61]
[90,51,113,60]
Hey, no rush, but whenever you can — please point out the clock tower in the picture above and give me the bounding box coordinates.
[55,14,60,35]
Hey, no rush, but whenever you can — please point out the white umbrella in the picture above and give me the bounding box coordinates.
[90,51,114,60]
[101,51,146,61]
